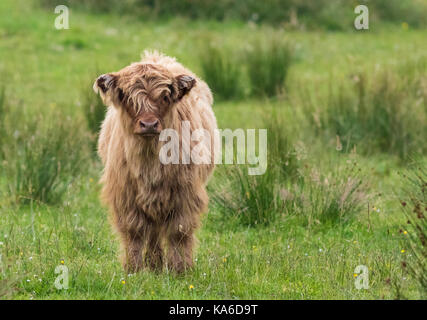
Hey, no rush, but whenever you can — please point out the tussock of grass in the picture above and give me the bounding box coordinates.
[264,112,299,180]
[303,67,427,159]
[1,101,90,204]
[211,164,281,226]
[210,113,299,226]
[283,155,368,226]
[246,37,293,97]
[200,45,244,101]
[210,113,368,227]
[200,37,294,100]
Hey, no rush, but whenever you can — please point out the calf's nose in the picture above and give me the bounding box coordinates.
[139,119,159,131]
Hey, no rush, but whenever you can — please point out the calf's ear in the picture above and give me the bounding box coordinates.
[174,75,196,100]
[93,74,116,94]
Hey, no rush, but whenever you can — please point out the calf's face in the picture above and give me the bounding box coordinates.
[94,63,195,138]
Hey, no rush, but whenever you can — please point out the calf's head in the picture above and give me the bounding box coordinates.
[94,63,195,138]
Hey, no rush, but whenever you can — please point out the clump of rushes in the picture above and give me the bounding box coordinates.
[263,111,299,181]
[200,45,244,101]
[282,154,368,226]
[399,161,426,298]
[210,113,300,227]
[246,36,293,97]
[3,108,90,204]
[210,109,368,228]
[303,67,427,160]
[210,164,281,227]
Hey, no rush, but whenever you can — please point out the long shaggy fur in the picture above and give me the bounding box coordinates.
[95,51,217,273]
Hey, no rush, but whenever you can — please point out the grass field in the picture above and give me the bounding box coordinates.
[0,0,426,299]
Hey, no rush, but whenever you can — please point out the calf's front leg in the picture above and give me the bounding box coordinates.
[145,227,164,271]
[166,222,196,273]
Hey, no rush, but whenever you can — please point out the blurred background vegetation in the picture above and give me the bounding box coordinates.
[39,0,427,30]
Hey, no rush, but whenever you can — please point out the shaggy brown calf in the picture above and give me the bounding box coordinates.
[93,51,217,273]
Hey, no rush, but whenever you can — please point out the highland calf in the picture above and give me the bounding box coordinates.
[94,51,217,273]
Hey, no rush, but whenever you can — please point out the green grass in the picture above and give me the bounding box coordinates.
[301,67,427,159]
[200,45,244,100]
[397,161,427,299]
[0,0,426,299]
[37,0,427,30]
[246,36,294,97]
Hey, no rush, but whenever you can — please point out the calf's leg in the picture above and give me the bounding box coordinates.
[167,230,194,273]
[145,227,164,271]
[166,213,200,273]
[120,232,145,273]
